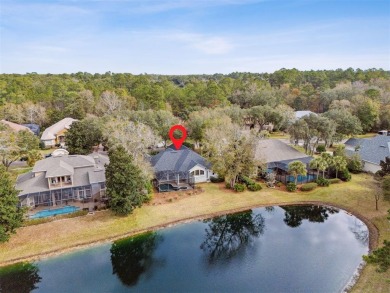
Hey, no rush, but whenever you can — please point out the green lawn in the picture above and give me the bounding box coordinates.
[0,173,388,292]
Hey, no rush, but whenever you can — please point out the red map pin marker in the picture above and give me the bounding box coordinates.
[169,125,187,150]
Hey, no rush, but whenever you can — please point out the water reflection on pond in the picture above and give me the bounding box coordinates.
[0,205,369,293]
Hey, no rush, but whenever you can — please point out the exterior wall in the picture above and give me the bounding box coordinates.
[189,165,212,183]
[43,139,55,147]
[363,161,381,173]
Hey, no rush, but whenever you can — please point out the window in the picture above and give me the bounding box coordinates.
[191,169,205,176]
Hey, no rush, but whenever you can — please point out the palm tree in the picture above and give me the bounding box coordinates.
[320,153,332,177]
[309,157,322,179]
[333,156,347,178]
[288,161,307,185]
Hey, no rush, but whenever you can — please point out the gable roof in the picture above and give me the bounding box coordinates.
[41,117,77,141]
[345,135,390,165]
[255,139,310,164]
[0,120,33,133]
[150,145,210,174]
[16,154,106,196]
[345,138,364,147]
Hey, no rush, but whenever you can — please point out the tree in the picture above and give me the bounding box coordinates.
[0,262,41,292]
[106,146,152,216]
[323,109,362,142]
[288,161,307,185]
[103,118,158,179]
[377,157,390,177]
[382,175,390,201]
[363,240,390,272]
[0,166,25,242]
[66,118,103,155]
[353,97,379,132]
[202,122,259,188]
[332,156,347,178]
[309,157,322,179]
[0,125,40,170]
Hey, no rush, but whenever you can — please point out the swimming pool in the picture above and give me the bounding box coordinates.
[287,174,316,183]
[29,206,80,219]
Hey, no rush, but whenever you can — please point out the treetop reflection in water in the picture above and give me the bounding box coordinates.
[281,205,339,228]
[0,262,41,293]
[200,210,265,262]
[110,232,163,286]
[0,205,369,293]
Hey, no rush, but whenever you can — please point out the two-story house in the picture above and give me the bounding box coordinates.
[16,154,107,208]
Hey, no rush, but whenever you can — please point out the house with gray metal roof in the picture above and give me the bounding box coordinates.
[150,145,214,192]
[16,154,107,208]
[345,135,390,173]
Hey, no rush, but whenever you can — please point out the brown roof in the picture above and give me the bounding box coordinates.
[0,120,33,133]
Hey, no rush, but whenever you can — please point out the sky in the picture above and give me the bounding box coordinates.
[0,0,389,74]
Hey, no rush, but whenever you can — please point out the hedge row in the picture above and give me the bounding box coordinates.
[300,183,318,191]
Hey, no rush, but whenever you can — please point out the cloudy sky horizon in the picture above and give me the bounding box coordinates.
[1,0,389,74]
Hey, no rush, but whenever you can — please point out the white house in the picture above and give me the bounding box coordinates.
[41,117,78,148]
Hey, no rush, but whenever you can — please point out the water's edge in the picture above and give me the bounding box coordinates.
[0,200,378,274]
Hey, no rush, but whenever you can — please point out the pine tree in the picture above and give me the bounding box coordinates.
[0,166,25,242]
[106,146,151,216]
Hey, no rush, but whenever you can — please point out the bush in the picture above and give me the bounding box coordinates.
[23,217,52,227]
[39,141,46,149]
[300,182,318,191]
[210,176,224,183]
[347,154,363,173]
[225,182,231,189]
[248,183,262,191]
[329,178,341,184]
[316,144,326,153]
[240,175,256,186]
[23,210,89,226]
[286,182,297,192]
[234,183,246,192]
[316,177,330,187]
[182,141,195,149]
[339,169,351,182]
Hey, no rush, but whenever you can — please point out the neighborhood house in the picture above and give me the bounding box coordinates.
[0,120,34,133]
[40,117,77,148]
[150,145,214,192]
[16,154,107,209]
[345,135,390,173]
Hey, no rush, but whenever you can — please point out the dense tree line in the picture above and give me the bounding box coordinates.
[0,69,389,132]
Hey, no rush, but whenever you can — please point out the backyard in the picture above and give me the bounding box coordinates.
[0,173,389,292]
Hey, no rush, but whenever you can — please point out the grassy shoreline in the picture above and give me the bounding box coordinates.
[1,174,389,292]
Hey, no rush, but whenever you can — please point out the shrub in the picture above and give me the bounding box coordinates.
[234,183,246,192]
[210,176,224,183]
[286,182,297,192]
[316,144,326,153]
[248,183,262,191]
[300,182,318,191]
[329,178,341,184]
[39,141,46,149]
[225,182,231,189]
[316,177,330,187]
[182,141,195,149]
[276,182,282,187]
[347,154,363,173]
[240,175,256,186]
[23,217,53,227]
[339,169,351,182]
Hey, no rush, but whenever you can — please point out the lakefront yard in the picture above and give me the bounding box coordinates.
[0,173,389,292]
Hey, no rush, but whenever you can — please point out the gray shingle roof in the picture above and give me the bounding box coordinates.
[345,135,390,165]
[16,154,106,196]
[345,138,364,147]
[150,145,210,173]
[255,139,310,164]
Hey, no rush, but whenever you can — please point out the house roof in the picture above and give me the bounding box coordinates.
[32,155,96,175]
[255,139,310,164]
[22,124,40,135]
[268,156,313,172]
[0,120,33,133]
[16,154,106,196]
[40,117,77,141]
[345,138,364,147]
[345,135,390,165]
[150,145,210,174]
[295,111,317,119]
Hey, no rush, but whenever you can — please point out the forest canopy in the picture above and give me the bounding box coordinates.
[0,68,389,133]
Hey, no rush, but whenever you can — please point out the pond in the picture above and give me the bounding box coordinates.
[0,205,369,293]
